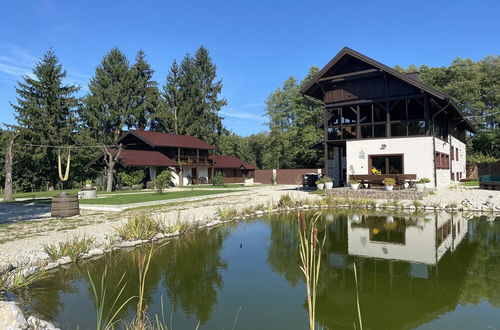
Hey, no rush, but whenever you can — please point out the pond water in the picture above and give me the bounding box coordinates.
[24,211,499,329]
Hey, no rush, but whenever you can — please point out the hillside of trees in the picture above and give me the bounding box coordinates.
[1,48,499,192]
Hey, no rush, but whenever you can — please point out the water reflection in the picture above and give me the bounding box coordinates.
[25,212,499,330]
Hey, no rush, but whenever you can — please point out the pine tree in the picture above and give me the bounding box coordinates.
[129,50,160,130]
[153,60,182,133]
[80,48,132,191]
[12,49,79,189]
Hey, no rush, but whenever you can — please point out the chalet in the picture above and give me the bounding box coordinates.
[301,47,475,187]
[91,130,256,186]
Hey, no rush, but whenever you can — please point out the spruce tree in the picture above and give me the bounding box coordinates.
[129,50,160,130]
[80,48,132,191]
[12,50,79,190]
[153,60,182,133]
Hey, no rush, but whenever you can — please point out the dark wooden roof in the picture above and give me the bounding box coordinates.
[119,130,216,150]
[209,155,257,170]
[301,47,475,132]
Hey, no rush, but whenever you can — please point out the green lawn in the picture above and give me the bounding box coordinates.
[460,180,479,187]
[79,189,242,205]
[2,189,155,200]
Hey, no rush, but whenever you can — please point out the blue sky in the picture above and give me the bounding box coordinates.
[0,0,498,136]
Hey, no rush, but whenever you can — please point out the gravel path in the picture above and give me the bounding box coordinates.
[422,185,500,208]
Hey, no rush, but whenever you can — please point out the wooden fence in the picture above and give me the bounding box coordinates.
[254,169,321,185]
[477,162,500,177]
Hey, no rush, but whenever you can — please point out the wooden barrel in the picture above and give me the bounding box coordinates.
[51,193,80,217]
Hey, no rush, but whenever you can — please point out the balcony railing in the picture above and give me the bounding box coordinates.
[176,156,211,166]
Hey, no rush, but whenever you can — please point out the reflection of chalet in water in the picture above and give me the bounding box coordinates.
[314,212,476,329]
[348,213,468,265]
[301,47,475,187]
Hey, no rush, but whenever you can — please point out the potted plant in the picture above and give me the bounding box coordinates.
[84,179,93,189]
[420,177,432,189]
[415,178,425,192]
[315,179,324,190]
[80,179,97,199]
[349,178,359,190]
[323,176,333,189]
[382,177,396,191]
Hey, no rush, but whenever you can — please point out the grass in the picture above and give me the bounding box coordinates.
[2,188,155,200]
[80,190,242,205]
[1,269,52,293]
[115,215,162,241]
[216,205,238,221]
[42,235,95,262]
[460,180,479,187]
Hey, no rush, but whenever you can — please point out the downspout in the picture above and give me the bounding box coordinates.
[431,100,452,188]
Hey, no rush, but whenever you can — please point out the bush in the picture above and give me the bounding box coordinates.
[118,169,145,188]
[212,171,225,186]
[468,152,499,164]
[382,177,396,186]
[418,178,431,183]
[154,170,172,193]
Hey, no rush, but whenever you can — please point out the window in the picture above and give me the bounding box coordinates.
[374,124,386,138]
[407,99,425,120]
[373,104,387,122]
[359,105,372,123]
[389,101,406,121]
[342,126,357,139]
[435,152,450,169]
[391,123,406,137]
[369,154,404,174]
[342,107,358,125]
[455,147,459,161]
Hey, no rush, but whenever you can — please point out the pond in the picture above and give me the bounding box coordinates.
[22,210,500,329]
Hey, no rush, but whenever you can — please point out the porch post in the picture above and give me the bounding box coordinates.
[178,147,183,187]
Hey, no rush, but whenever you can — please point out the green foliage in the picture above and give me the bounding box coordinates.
[114,215,161,240]
[154,169,172,193]
[468,152,499,164]
[153,46,227,146]
[278,193,295,208]
[216,205,238,220]
[42,236,95,262]
[12,50,79,189]
[118,169,145,188]
[263,67,323,169]
[212,171,224,186]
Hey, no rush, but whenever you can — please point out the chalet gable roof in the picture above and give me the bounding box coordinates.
[119,130,216,150]
[301,47,475,133]
[300,47,451,101]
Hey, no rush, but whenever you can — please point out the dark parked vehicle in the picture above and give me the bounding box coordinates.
[302,173,319,188]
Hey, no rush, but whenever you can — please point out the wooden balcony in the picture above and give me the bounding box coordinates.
[176,156,211,166]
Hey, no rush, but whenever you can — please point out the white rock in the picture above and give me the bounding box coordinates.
[27,316,60,330]
[117,240,141,248]
[255,210,264,215]
[80,253,92,259]
[88,248,104,256]
[0,262,14,274]
[57,256,72,265]
[154,233,165,240]
[37,252,50,260]
[0,301,28,330]
[21,266,39,278]
[44,262,59,271]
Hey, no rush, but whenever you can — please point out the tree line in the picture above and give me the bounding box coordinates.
[1,49,499,194]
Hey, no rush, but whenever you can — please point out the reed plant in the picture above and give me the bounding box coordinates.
[0,269,51,293]
[353,262,363,330]
[278,193,295,208]
[114,215,161,241]
[298,212,326,330]
[43,235,95,262]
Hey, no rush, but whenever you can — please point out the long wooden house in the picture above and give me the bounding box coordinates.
[301,47,475,187]
[91,130,256,186]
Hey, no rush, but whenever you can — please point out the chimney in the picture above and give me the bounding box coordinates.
[405,72,421,82]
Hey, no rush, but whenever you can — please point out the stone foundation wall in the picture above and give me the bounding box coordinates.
[325,188,428,200]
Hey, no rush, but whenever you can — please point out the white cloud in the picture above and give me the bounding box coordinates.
[243,102,265,109]
[220,109,267,122]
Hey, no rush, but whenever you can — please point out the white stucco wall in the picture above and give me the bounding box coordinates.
[450,136,466,182]
[346,136,436,185]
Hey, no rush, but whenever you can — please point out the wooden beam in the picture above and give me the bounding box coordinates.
[318,68,380,82]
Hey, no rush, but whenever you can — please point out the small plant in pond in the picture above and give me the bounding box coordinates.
[446,202,458,209]
[212,171,225,186]
[216,205,238,221]
[114,215,161,241]
[278,193,295,208]
[154,170,172,193]
[43,235,95,262]
[412,200,423,208]
[0,269,52,293]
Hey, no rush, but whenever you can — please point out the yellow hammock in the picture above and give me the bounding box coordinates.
[58,149,71,182]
